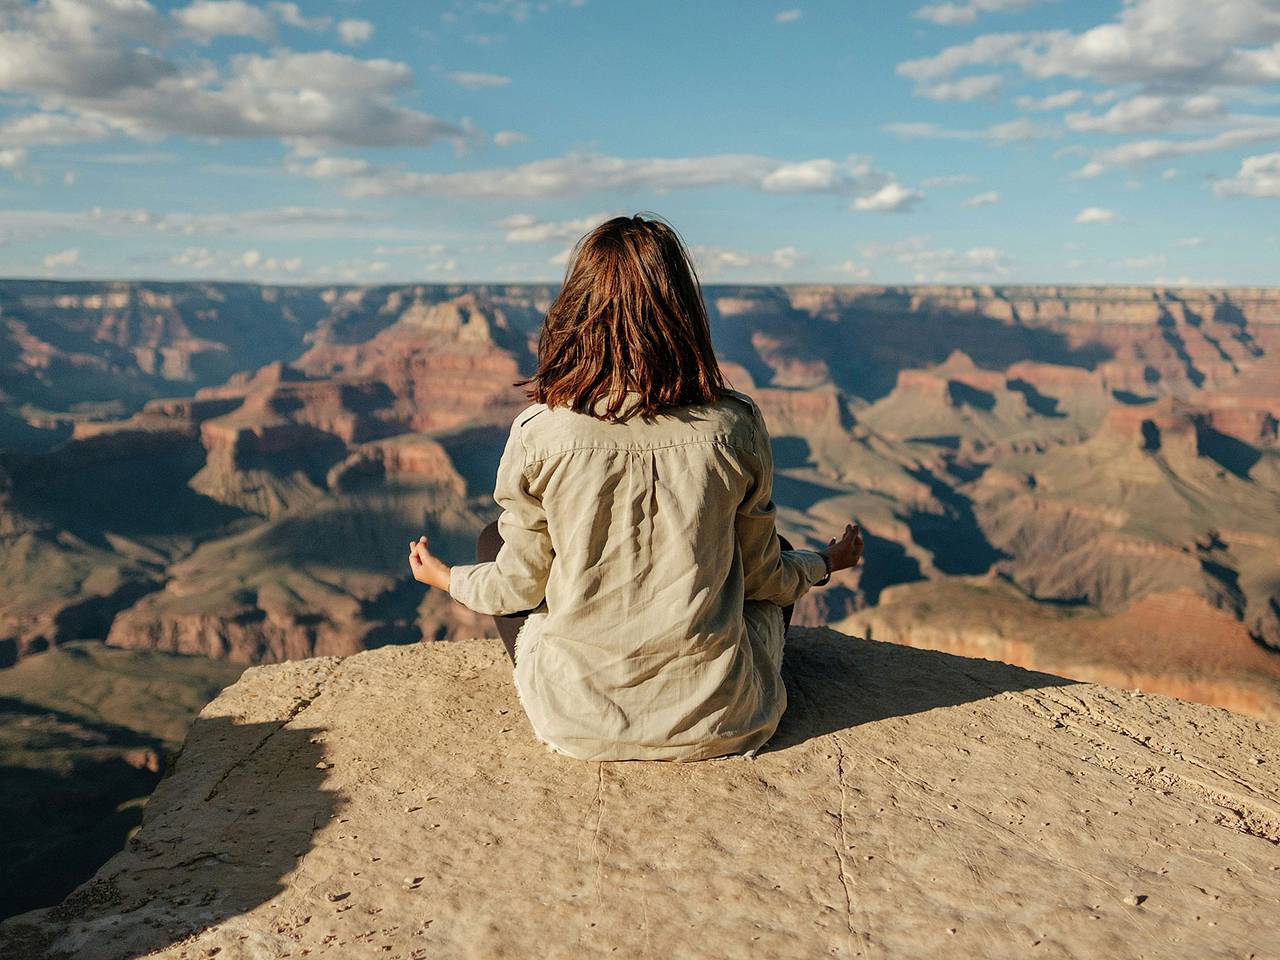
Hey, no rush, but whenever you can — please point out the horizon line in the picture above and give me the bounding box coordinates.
[3,276,1278,294]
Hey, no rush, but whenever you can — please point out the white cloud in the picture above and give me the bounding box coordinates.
[897,33,1027,82]
[0,205,390,246]
[1015,89,1082,111]
[1173,236,1203,247]
[962,190,1000,207]
[171,246,217,269]
[1214,151,1280,197]
[692,246,753,273]
[770,245,806,270]
[900,0,1280,89]
[270,2,330,31]
[885,118,1053,142]
[493,130,529,147]
[337,18,374,45]
[832,259,872,279]
[173,1,275,41]
[920,173,977,187]
[775,9,802,23]
[288,150,913,204]
[1074,206,1116,224]
[918,73,1004,102]
[759,157,885,193]
[0,148,28,173]
[449,71,512,88]
[1064,94,1226,134]
[1071,121,1280,177]
[986,118,1056,142]
[1119,253,1166,270]
[43,247,80,268]
[169,246,305,275]
[853,182,924,212]
[914,0,1038,26]
[689,244,809,276]
[373,243,449,257]
[0,0,172,99]
[900,4,1280,186]
[0,112,111,147]
[861,235,1012,281]
[498,212,614,243]
[0,5,454,149]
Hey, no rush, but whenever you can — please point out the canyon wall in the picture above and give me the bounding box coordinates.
[1,281,1277,717]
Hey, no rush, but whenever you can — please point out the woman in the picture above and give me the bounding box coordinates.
[408,213,863,762]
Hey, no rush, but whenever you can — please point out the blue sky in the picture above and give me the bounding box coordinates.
[1,0,1277,285]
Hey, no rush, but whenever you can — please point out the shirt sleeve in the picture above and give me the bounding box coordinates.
[736,404,829,607]
[447,417,553,616]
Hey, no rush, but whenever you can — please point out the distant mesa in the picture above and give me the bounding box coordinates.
[0,281,1277,717]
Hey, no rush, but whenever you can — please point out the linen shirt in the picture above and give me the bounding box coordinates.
[447,387,830,762]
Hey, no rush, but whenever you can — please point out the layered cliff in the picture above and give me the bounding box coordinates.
[2,627,1277,959]
[1,282,1277,720]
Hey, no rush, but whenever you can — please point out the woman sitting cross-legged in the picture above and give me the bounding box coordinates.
[408,213,863,762]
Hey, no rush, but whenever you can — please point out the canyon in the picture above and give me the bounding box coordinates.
[3,278,1278,921]
[2,280,1275,714]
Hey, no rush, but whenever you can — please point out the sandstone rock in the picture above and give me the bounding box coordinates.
[3,281,1277,717]
[3,627,1277,959]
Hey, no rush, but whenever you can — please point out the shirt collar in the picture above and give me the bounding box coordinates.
[589,388,645,418]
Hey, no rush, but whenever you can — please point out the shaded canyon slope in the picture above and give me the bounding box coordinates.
[0,280,1278,718]
[0,642,245,919]
[2,629,1277,959]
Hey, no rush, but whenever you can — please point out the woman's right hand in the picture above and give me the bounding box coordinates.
[822,522,864,574]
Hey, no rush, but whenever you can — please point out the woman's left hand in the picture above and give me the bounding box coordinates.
[408,534,451,591]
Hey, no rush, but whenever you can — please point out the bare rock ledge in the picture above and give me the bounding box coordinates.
[3,627,1279,960]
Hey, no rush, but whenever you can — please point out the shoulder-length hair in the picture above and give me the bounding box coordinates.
[516,213,732,423]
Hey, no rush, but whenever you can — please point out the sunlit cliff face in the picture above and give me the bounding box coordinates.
[1,281,1278,717]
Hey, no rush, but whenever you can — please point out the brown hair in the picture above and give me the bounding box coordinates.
[516,213,732,423]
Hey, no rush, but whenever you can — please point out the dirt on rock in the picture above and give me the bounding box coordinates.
[2,626,1277,959]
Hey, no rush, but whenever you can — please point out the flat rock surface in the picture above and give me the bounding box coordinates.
[3,627,1278,960]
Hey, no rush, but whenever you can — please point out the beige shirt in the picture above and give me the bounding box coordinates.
[447,387,829,762]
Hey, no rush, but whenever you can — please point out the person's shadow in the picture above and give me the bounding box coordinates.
[762,626,1079,752]
[0,715,338,960]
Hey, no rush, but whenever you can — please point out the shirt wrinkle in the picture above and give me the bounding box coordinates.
[446,388,829,762]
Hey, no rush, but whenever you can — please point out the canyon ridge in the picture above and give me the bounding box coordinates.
[2,280,1276,716]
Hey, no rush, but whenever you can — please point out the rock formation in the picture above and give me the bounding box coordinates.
[2,627,1277,959]
[1,282,1277,720]
[0,642,244,920]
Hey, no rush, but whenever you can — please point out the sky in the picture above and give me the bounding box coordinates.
[0,0,1277,286]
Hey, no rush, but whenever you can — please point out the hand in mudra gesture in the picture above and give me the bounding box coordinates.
[821,522,864,574]
[408,534,451,591]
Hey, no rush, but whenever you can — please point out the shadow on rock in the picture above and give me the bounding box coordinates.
[763,628,1078,752]
[0,715,338,960]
